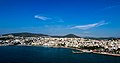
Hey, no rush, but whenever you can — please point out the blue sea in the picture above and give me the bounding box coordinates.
[0,46,120,63]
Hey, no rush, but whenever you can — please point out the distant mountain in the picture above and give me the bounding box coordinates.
[2,32,80,38]
[51,36,63,38]
[1,32,120,39]
[51,34,80,38]
[63,34,80,38]
[2,32,49,37]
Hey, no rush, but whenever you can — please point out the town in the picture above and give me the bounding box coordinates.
[0,34,120,56]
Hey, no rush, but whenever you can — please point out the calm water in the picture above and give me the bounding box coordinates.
[0,46,120,63]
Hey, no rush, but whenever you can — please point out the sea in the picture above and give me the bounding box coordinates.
[0,46,120,63]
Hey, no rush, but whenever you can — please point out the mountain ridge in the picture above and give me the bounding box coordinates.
[2,32,49,37]
[2,32,120,39]
[2,32,80,38]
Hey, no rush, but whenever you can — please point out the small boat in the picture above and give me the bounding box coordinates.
[72,50,83,54]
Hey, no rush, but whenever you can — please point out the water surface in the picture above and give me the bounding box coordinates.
[0,46,120,63]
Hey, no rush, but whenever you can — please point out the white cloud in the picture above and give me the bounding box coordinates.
[34,15,64,23]
[71,21,108,30]
[34,15,51,20]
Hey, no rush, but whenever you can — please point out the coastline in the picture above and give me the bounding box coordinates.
[92,52,120,57]
[40,46,120,57]
[62,47,120,57]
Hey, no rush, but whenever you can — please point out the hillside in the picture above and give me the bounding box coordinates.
[2,33,80,38]
[51,34,80,38]
[2,32,49,37]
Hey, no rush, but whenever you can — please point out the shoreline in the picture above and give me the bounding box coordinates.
[92,52,120,57]
[42,46,120,57]
[61,47,120,57]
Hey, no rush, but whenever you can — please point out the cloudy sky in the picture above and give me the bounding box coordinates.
[0,0,120,37]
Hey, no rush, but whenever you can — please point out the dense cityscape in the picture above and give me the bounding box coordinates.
[0,33,120,56]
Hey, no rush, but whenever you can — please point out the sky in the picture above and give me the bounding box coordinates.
[0,0,120,37]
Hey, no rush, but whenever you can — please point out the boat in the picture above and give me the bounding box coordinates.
[72,50,83,54]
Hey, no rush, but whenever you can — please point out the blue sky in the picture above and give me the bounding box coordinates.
[0,0,120,37]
